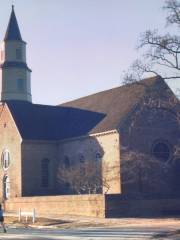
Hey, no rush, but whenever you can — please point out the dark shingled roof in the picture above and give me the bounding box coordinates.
[6,101,106,140]
[61,76,169,134]
[5,76,171,141]
[4,6,22,41]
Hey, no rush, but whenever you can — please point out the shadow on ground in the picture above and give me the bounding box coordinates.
[153,229,180,239]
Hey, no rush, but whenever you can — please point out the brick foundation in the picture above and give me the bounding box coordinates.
[5,194,180,218]
[5,194,105,217]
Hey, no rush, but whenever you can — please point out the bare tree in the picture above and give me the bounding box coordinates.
[121,148,174,195]
[123,0,180,85]
[164,0,180,26]
[122,1,180,174]
[57,159,112,195]
[122,91,180,185]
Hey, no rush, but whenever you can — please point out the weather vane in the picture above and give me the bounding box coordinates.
[12,0,14,8]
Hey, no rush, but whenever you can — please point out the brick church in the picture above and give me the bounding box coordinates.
[0,7,179,211]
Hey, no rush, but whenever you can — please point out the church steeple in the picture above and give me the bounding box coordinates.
[4,5,22,41]
[0,6,32,103]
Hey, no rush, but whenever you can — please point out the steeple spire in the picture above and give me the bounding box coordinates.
[0,6,32,102]
[4,5,22,41]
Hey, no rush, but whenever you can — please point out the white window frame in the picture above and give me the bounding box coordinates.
[1,149,10,170]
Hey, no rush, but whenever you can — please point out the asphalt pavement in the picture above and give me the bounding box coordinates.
[0,226,174,240]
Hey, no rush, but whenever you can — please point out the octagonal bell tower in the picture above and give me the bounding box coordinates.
[0,6,32,102]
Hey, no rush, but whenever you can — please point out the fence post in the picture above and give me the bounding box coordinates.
[18,208,21,222]
[32,208,35,223]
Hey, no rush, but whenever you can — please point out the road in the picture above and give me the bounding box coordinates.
[0,227,175,240]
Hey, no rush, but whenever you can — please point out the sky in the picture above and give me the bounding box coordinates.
[0,0,179,105]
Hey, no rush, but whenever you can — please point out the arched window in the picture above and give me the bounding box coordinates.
[152,141,171,162]
[3,175,10,199]
[41,158,50,187]
[1,149,10,170]
[64,156,70,169]
[95,152,102,162]
[79,154,85,164]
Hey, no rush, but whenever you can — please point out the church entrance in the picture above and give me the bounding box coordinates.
[3,176,10,199]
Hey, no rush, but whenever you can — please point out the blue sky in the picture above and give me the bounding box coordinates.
[0,0,179,105]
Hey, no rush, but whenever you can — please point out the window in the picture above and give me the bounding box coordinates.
[16,49,22,60]
[3,176,10,199]
[152,141,171,162]
[78,154,85,175]
[96,152,102,162]
[17,79,24,91]
[64,156,70,169]
[41,158,50,187]
[79,154,85,163]
[1,149,10,170]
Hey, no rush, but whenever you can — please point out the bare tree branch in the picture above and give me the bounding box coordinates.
[123,1,180,87]
[57,159,115,194]
[164,0,180,26]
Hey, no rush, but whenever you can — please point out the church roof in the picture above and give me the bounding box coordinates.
[4,6,22,41]
[6,101,105,141]
[61,76,171,134]
[6,76,172,141]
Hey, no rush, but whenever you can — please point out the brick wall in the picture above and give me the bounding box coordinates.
[105,194,180,217]
[21,140,58,196]
[58,130,121,194]
[120,105,180,195]
[5,194,180,218]
[0,103,22,200]
[5,194,105,217]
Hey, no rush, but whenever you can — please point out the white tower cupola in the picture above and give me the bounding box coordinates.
[0,6,32,102]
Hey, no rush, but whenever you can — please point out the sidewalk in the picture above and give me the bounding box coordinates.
[4,212,180,230]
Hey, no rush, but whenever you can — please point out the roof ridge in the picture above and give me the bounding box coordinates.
[60,76,159,106]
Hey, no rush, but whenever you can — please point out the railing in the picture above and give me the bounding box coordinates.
[18,208,36,223]
[4,209,36,223]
